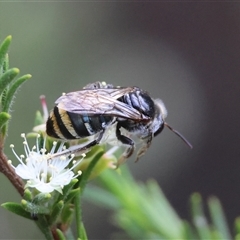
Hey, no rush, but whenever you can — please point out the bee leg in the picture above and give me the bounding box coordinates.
[116,123,135,166]
[49,130,105,159]
[135,135,153,162]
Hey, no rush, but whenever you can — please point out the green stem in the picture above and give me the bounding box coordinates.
[35,215,54,240]
[75,193,83,240]
[79,151,104,195]
[75,152,102,239]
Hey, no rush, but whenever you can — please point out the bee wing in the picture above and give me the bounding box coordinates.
[55,88,148,120]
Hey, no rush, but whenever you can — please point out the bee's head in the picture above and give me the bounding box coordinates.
[152,99,167,137]
[153,99,192,149]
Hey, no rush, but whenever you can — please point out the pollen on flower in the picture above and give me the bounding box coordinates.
[60,156,66,160]
[40,148,47,154]
[8,133,85,194]
[41,173,46,178]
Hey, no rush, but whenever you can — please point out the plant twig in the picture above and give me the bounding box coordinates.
[0,145,24,196]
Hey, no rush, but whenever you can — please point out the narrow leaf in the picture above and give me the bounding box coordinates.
[190,193,211,239]
[208,196,231,239]
[80,222,88,240]
[2,202,32,220]
[78,149,105,194]
[84,185,120,209]
[0,68,19,96]
[236,233,240,240]
[60,178,78,202]
[3,74,31,112]
[32,193,51,205]
[34,110,44,126]
[3,53,9,73]
[235,217,240,236]
[48,201,64,226]
[21,199,50,215]
[61,203,74,225]
[0,36,12,68]
[0,112,10,129]
[64,188,80,204]
[23,189,33,202]
[0,111,11,137]
[35,215,54,240]
[182,220,197,239]
[56,229,66,240]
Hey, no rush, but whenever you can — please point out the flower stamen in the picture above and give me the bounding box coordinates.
[9,134,84,194]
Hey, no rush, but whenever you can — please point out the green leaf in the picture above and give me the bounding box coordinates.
[0,112,10,129]
[61,203,74,226]
[78,148,105,194]
[34,110,44,126]
[0,111,11,137]
[56,229,66,240]
[32,192,52,205]
[21,199,50,215]
[80,222,88,240]
[0,36,12,69]
[1,202,32,220]
[190,193,211,239]
[98,167,185,239]
[64,188,80,204]
[84,185,120,209]
[61,178,78,202]
[3,74,31,112]
[236,233,240,240]
[208,196,231,239]
[48,201,64,226]
[1,88,8,107]
[235,217,240,236]
[23,189,33,202]
[0,68,19,96]
[182,220,197,239]
[35,215,54,240]
[3,53,9,73]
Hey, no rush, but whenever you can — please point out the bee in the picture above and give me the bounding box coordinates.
[46,81,192,165]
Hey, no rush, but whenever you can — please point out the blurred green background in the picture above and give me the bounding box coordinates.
[0,2,239,239]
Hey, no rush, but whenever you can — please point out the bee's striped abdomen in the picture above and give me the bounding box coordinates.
[46,106,113,140]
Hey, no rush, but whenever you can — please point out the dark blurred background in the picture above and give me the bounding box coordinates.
[0,2,240,239]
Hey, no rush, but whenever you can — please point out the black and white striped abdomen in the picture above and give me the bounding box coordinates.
[46,106,113,140]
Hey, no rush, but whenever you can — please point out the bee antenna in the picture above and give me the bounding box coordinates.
[164,122,193,149]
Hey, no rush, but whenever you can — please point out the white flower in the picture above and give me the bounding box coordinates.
[8,134,84,194]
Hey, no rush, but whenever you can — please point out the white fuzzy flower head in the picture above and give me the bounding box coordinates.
[8,134,84,194]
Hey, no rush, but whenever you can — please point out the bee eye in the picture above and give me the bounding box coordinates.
[153,124,164,137]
